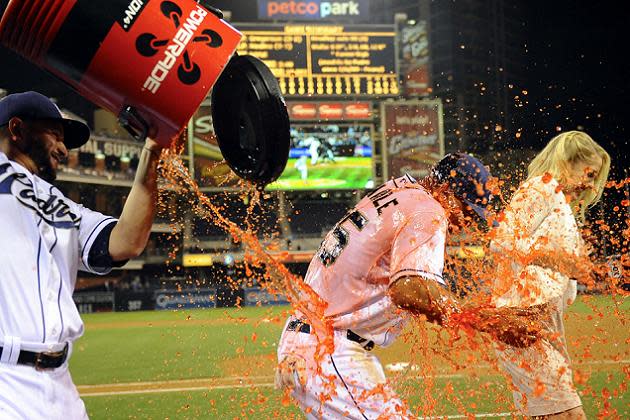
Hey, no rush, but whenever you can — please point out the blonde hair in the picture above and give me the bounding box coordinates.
[527,130,611,220]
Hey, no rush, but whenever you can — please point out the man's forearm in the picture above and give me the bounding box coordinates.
[389,276,459,325]
[389,276,540,347]
[109,143,161,260]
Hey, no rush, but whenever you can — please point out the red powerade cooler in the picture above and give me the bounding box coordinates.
[0,0,290,185]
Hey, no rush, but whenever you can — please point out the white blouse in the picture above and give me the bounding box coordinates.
[491,175,583,308]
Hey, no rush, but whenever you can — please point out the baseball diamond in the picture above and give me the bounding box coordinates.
[70,299,628,418]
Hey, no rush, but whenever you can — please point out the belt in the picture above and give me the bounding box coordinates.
[286,319,375,351]
[0,343,68,370]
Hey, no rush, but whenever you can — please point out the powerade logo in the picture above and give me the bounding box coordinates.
[258,0,369,20]
[137,1,223,93]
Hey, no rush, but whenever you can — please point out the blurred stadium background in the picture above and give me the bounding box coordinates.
[0,0,628,418]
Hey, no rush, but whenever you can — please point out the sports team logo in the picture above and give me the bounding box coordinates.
[0,163,81,229]
[135,1,223,86]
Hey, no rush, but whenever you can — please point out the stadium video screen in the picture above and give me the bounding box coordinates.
[266,124,374,190]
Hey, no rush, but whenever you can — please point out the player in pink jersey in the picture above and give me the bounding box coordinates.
[276,153,539,419]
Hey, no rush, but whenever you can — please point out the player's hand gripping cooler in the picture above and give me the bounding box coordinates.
[0,0,290,185]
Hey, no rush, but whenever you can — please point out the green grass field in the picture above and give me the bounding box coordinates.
[266,157,372,190]
[71,296,629,419]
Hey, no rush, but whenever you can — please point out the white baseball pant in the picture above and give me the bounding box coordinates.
[0,362,87,419]
[277,319,413,419]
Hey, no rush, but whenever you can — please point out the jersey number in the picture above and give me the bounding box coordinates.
[317,210,367,266]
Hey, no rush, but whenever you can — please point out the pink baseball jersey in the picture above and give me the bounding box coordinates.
[298,175,448,347]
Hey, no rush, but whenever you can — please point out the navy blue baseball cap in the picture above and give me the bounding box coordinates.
[431,152,494,222]
[0,91,90,149]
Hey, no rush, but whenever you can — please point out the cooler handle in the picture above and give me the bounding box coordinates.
[196,1,224,19]
[118,105,149,142]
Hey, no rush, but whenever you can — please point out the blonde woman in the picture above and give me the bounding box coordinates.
[491,131,611,419]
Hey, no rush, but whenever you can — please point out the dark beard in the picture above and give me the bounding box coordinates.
[28,142,57,182]
[37,162,57,182]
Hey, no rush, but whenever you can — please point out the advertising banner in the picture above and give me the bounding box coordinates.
[73,292,115,314]
[288,101,373,121]
[399,21,430,97]
[154,288,217,310]
[257,0,370,21]
[382,100,444,180]
[114,291,155,312]
[242,287,290,306]
[59,135,144,183]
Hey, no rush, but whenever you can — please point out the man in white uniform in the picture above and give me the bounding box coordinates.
[276,153,539,419]
[295,155,309,182]
[0,91,162,419]
[308,136,321,165]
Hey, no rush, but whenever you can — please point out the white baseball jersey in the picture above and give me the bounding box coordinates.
[296,174,448,347]
[0,152,117,354]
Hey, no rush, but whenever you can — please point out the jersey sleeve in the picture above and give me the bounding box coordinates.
[77,205,118,275]
[389,210,447,286]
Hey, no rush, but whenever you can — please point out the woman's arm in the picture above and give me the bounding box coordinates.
[531,251,593,282]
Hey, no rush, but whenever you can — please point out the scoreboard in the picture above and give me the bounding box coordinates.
[236,24,400,97]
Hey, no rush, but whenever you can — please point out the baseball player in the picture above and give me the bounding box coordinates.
[308,136,321,165]
[295,155,309,182]
[276,153,539,419]
[490,131,611,419]
[0,91,162,419]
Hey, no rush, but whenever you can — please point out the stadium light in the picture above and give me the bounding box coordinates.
[394,12,408,22]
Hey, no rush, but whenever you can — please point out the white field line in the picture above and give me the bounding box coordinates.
[82,379,515,419]
[77,375,274,390]
[385,358,630,373]
[78,359,629,398]
[436,413,514,419]
[82,382,516,420]
[78,372,472,397]
[78,374,470,397]
[80,383,275,397]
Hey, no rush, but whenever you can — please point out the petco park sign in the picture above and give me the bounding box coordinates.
[258,0,369,20]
